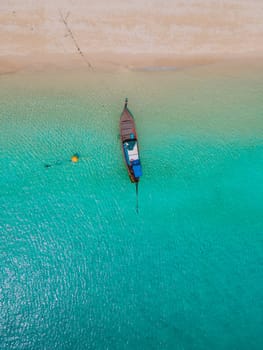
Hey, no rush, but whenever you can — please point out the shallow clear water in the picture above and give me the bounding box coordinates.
[1,62,263,349]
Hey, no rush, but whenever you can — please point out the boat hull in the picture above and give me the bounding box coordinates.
[119,99,142,183]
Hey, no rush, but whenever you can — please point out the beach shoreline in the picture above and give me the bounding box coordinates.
[0,52,222,75]
[1,52,263,75]
[1,0,263,74]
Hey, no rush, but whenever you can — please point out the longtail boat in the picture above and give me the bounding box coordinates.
[120,98,142,183]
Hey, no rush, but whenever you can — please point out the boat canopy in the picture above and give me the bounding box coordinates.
[123,140,139,165]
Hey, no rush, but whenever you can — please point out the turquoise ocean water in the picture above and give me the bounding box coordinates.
[1,61,263,349]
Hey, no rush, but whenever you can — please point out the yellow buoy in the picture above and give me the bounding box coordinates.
[71,154,79,163]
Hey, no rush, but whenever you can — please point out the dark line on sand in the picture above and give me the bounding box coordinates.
[59,10,94,70]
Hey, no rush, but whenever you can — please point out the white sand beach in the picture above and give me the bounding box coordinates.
[1,0,263,73]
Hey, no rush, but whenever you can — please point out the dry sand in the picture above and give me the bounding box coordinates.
[1,0,263,73]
